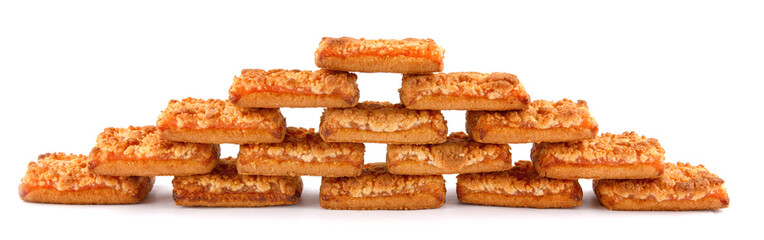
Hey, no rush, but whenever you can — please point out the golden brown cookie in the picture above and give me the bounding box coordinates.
[156,98,286,144]
[88,125,220,176]
[237,127,365,177]
[315,37,445,74]
[531,131,665,179]
[229,69,359,108]
[319,101,448,144]
[400,72,530,110]
[594,162,729,211]
[466,99,598,143]
[320,162,446,210]
[386,132,512,175]
[457,161,582,208]
[172,157,302,207]
[19,153,154,204]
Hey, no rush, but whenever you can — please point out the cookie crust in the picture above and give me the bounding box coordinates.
[400,72,530,110]
[315,37,445,74]
[229,69,359,108]
[387,132,512,175]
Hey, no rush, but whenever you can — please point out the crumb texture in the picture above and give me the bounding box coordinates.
[474,99,596,129]
[322,163,444,198]
[93,125,213,159]
[156,98,283,129]
[533,131,665,164]
[595,162,726,201]
[321,101,446,132]
[458,161,577,196]
[229,69,358,101]
[173,157,301,194]
[402,72,529,100]
[240,127,363,163]
[316,37,444,63]
[20,153,147,193]
[389,132,508,169]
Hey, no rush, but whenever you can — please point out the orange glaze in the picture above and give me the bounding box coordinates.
[319,39,444,64]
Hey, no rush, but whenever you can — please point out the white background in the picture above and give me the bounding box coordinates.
[1,1,762,239]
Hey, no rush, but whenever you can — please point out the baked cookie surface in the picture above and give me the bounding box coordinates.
[320,162,446,210]
[531,131,665,179]
[238,127,365,177]
[466,99,598,143]
[594,162,729,211]
[457,161,582,208]
[156,98,286,144]
[20,153,154,204]
[387,132,512,175]
[319,101,448,144]
[172,157,302,207]
[229,69,359,108]
[88,125,220,176]
[400,72,530,110]
[315,37,445,74]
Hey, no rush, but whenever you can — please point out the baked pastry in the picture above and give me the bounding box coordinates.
[457,161,582,208]
[400,72,530,110]
[156,98,286,144]
[531,131,665,179]
[386,132,512,175]
[19,153,154,204]
[89,125,220,176]
[238,127,365,177]
[229,69,359,108]
[319,101,448,144]
[466,99,598,143]
[172,157,303,207]
[320,162,446,210]
[594,162,729,211]
[315,37,445,74]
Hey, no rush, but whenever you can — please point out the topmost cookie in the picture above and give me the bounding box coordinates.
[315,37,445,74]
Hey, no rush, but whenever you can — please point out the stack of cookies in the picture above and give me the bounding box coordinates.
[18,37,729,211]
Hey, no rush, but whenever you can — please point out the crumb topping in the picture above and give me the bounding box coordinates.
[321,101,447,132]
[93,125,215,159]
[532,131,665,164]
[173,157,301,194]
[595,162,726,201]
[401,72,530,101]
[20,153,148,193]
[315,37,445,64]
[472,99,596,129]
[156,98,284,129]
[458,161,577,196]
[239,127,364,163]
[229,69,359,102]
[322,162,444,198]
[388,132,509,169]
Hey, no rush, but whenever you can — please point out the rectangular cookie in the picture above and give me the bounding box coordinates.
[386,132,512,175]
[594,162,729,211]
[229,69,359,108]
[314,37,445,74]
[172,157,303,207]
[320,162,446,210]
[466,99,599,143]
[456,161,582,208]
[319,101,448,144]
[531,131,665,179]
[156,98,286,144]
[238,127,365,177]
[400,72,530,110]
[88,125,220,176]
[19,153,154,204]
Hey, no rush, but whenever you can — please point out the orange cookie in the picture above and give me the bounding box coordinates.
[466,99,598,143]
[172,157,302,207]
[400,72,530,110]
[19,153,154,204]
[531,132,665,179]
[319,101,448,144]
[320,163,446,210]
[386,132,512,175]
[315,37,445,74]
[594,162,729,211]
[156,98,286,144]
[229,69,359,108]
[88,125,220,176]
[238,127,365,177]
[457,161,582,208]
